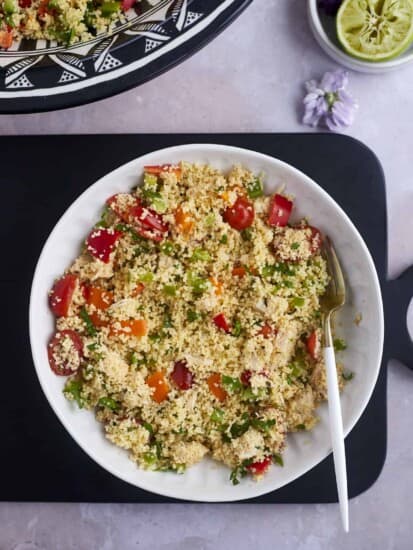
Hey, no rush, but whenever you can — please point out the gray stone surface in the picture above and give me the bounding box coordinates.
[1,1,412,548]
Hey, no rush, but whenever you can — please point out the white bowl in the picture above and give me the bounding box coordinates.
[308,0,413,73]
[29,144,384,502]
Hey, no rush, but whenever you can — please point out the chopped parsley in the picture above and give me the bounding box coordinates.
[220,234,228,244]
[291,242,300,250]
[98,396,119,411]
[187,309,200,322]
[64,380,86,409]
[80,306,97,337]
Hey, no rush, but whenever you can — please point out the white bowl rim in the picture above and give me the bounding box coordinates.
[29,143,384,502]
[307,0,413,72]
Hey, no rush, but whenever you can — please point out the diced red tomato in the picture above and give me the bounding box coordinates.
[110,319,148,338]
[48,329,83,376]
[0,30,13,49]
[49,274,78,317]
[232,265,246,278]
[307,226,322,253]
[241,370,252,386]
[19,0,32,6]
[223,197,255,231]
[86,228,122,263]
[258,323,274,338]
[146,371,170,403]
[207,373,227,402]
[306,330,320,360]
[213,313,231,333]
[246,456,272,476]
[268,194,293,227]
[171,360,194,390]
[144,164,181,178]
[108,194,168,242]
[121,0,136,10]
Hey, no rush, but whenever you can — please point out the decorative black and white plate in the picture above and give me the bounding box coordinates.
[0,0,252,114]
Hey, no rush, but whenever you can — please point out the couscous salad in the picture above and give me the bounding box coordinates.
[47,161,348,484]
[0,0,142,48]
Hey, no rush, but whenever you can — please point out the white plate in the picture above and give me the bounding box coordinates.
[29,144,384,502]
[308,0,413,73]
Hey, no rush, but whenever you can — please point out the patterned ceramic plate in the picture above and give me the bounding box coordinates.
[0,0,251,113]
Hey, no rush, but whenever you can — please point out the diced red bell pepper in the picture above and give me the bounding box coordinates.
[246,456,272,476]
[86,228,122,263]
[48,329,83,376]
[213,313,231,333]
[171,360,194,390]
[49,274,78,317]
[268,194,293,227]
[306,330,320,360]
[258,322,274,338]
[121,0,136,10]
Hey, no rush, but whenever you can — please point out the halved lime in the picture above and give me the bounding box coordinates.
[337,0,413,62]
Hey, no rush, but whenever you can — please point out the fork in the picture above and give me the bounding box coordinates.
[320,236,349,533]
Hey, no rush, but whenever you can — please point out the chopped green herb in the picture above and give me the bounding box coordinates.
[220,234,228,244]
[205,213,215,226]
[187,310,199,322]
[64,380,85,409]
[160,241,175,256]
[342,370,354,381]
[334,338,347,352]
[246,177,264,199]
[191,247,211,262]
[98,396,118,411]
[295,424,306,431]
[291,242,300,250]
[163,284,177,297]
[80,306,97,337]
[229,417,250,439]
[222,375,243,393]
[229,458,254,485]
[137,272,154,283]
[100,1,121,17]
[143,452,157,466]
[250,418,276,434]
[87,343,98,352]
[187,272,209,295]
[241,227,253,241]
[211,408,225,424]
[273,454,284,467]
[291,297,305,308]
[231,319,242,337]
[261,262,296,278]
[142,421,154,434]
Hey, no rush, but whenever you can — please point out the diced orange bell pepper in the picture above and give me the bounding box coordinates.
[110,319,148,338]
[130,282,145,297]
[231,266,246,278]
[89,311,109,328]
[146,370,170,403]
[207,373,227,402]
[85,286,114,310]
[0,30,13,50]
[209,277,223,296]
[175,206,194,235]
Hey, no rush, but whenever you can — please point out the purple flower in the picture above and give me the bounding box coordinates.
[302,70,357,131]
[318,0,343,16]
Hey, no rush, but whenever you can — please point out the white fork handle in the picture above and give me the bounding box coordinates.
[324,346,349,533]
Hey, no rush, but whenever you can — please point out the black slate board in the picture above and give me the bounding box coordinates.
[1,134,412,503]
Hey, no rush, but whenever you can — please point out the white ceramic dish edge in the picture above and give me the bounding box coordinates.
[29,143,384,502]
